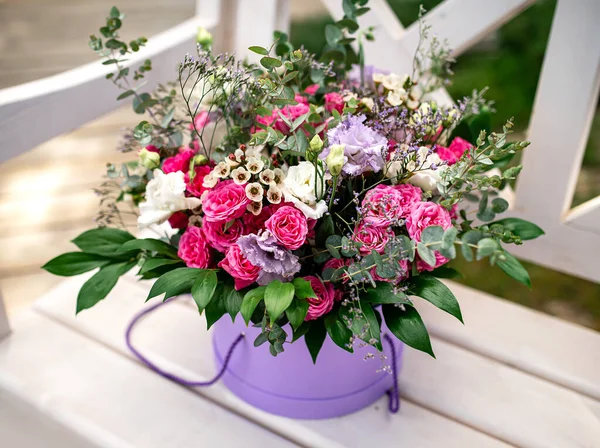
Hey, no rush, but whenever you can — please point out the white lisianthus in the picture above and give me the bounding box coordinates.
[282,161,329,219]
[138,170,201,228]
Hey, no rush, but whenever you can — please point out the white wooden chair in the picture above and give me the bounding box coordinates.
[1,1,599,446]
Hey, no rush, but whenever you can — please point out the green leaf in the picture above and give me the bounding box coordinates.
[460,230,483,262]
[138,258,183,275]
[146,267,203,301]
[292,277,316,299]
[119,238,179,259]
[205,285,227,329]
[72,228,135,257]
[191,270,218,314]
[42,252,112,276]
[248,45,269,55]
[260,56,283,70]
[363,282,409,304]
[430,266,462,279]
[223,284,243,321]
[477,209,496,222]
[315,214,334,246]
[161,107,175,128]
[109,6,120,18]
[417,242,436,267]
[292,321,311,342]
[476,238,499,260]
[76,260,135,313]
[343,303,382,350]
[490,218,545,241]
[491,198,509,213]
[325,24,343,46]
[439,226,457,259]
[264,280,295,324]
[305,319,327,363]
[325,234,342,259]
[241,286,266,325]
[324,308,353,353]
[286,298,309,330]
[410,275,463,323]
[383,304,435,358]
[116,90,135,100]
[496,250,531,287]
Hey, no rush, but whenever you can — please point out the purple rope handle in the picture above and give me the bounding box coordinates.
[125,297,244,387]
[384,334,400,413]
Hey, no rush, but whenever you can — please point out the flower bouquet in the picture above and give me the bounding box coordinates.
[43,2,543,418]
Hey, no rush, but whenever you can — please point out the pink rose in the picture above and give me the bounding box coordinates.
[304,84,319,96]
[304,276,336,320]
[185,164,213,198]
[436,137,472,165]
[163,148,195,174]
[294,94,308,105]
[168,211,188,230]
[218,244,260,290]
[190,111,210,130]
[362,185,406,227]
[370,259,409,283]
[416,252,449,272]
[323,258,350,283]
[203,219,245,253]
[265,205,308,250]
[405,202,452,241]
[202,180,250,223]
[392,184,423,218]
[178,226,212,269]
[353,222,393,255]
[243,204,277,234]
[324,92,344,114]
[274,102,311,133]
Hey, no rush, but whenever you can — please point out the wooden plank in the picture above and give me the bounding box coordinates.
[0,311,297,448]
[416,280,600,401]
[32,275,509,448]
[0,290,9,340]
[0,16,215,162]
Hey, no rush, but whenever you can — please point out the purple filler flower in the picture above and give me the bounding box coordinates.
[237,231,300,285]
[321,114,387,176]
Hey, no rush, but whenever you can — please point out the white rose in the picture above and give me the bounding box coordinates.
[407,147,446,192]
[138,170,201,228]
[282,161,329,219]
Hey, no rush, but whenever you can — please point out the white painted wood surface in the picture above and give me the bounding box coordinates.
[24,273,600,447]
[0,291,9,340]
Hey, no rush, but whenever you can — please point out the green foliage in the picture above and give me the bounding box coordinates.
[409,275,463,323]
[496,250,531,287]
[324,307,353,353]
[241,287,266,324]
[286,298,309,330]
[191,270,218,314]
[305,319,327,363]
[264,280,295,324]
[363,282,410,304]
[42,252,112,277]
[383,304,435,358]
[76,260,136,313]
[490,218,544,241]
[119,238,179,259]
[72,227,135,257]
[147,268,210,301]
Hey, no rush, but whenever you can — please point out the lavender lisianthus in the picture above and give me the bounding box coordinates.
[236,231,300,285]
[321,114,387,176]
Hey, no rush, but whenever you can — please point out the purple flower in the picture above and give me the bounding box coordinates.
[236,231,300,284]
[321,114,387,176]
[347,64,388,89]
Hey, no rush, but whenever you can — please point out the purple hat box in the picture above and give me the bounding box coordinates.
[212,316,403,419]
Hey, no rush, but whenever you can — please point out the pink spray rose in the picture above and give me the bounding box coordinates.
[392,184,423,218]
[436,137,472,165]
[416,252,449,272]
[178,226,212,269]
[202,180,250,223]
[324,92,344,114]
[353,222,394,255]
[265,205,309,250]
[323,257,350,283]
[304,276,336,320]
[163,148,196,174]
[203,219,245,253]
[405,201,452,241]
[190,110,210,130]
[362,184,407,227]
[185,164,213,198]
[304,84,319,96]
[218,244,260,290]
[243,204,277,234]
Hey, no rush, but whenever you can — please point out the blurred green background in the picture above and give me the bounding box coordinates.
[290,0,600,330]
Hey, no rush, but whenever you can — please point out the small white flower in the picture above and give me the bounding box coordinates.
[138,170,201,228]
[231,167,251,185]
[361,97,374,111]
[245,145,265,159]
[372,73,385,84]
[266,185,282,204]
[246,157,265,174]
[272,168,285,186]
[381,73,409,91]
[247,201,263,216]
[259,169,275,185]
[213,161,230,178]
[225,156,240,168]
[202,173,219,189]
[245,182,264,201]
[234,148,245,161]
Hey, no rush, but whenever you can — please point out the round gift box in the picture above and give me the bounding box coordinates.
[212,316,403,419]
